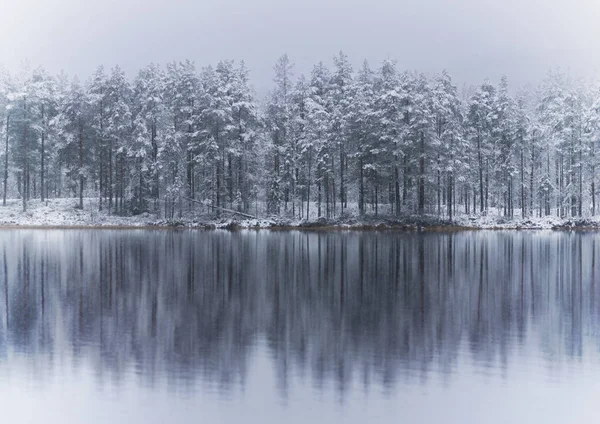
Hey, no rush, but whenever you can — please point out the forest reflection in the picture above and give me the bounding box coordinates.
[0,230,596,396]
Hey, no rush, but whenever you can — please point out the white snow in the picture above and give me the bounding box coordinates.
[0,198,156,227]
[0,198,596,230]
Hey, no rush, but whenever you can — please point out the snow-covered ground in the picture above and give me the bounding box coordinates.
[454,213,565,230]
[0,198,280,228]
[0,198,156,227]
[0,198,598,230]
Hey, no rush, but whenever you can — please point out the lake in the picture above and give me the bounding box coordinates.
[0,229,597,423]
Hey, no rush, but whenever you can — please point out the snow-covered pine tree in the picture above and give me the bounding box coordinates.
[131,63,166,214]
[55,77,90,210]
[329,51,353,214]
[266,55,294,216]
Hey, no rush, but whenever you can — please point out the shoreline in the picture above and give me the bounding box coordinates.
[0,198,598,231]
[0,220,598,231]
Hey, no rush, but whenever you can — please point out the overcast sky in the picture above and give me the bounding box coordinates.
[0,0,599,93]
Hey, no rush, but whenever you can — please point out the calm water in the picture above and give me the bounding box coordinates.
[0,229,598,422]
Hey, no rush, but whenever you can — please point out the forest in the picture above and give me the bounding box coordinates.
[0,52,596,221]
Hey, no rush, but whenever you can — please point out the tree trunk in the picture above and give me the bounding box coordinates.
[592,135,596,216]
[99,101,104,211]
[477,132,484,213]
[447,173,453,222]
[40,104,45,202]
[227,153,233,208]
[340,146,345,214]
[394,165,400,216]
[22,99,27,213]
[418,131,425,215]
[436,154,441,216]
[359,157,364,216]
[152,121,159,210]
[375,184,379,216]
[331,156,336,217]
[317,180,322,218]
[78,121,84,210]
[520,142,525,218]
[530,140,535,217]
[307,151,312,220]
[579,131,583,217]
[109,139,113,212]
[3,114,8,206]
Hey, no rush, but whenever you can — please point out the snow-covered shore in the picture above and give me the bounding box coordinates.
[0,198,599,231]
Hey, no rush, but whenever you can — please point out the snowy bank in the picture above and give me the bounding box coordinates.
[0,198,599,231]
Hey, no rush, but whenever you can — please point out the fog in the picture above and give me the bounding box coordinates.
[0,0,598,92]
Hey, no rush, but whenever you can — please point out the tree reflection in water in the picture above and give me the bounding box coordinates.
[0,230,595,399]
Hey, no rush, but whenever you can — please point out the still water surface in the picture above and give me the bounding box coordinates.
[0,229,598,422]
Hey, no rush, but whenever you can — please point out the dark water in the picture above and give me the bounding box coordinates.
[0,229,598,423]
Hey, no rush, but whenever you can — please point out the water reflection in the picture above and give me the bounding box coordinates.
[0,230,597,398]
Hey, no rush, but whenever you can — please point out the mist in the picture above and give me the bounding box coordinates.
[0,0,599,91]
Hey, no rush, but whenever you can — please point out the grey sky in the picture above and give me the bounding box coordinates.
[1,0,599,93]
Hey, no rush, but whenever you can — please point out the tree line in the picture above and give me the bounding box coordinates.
[0,54,597,220]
